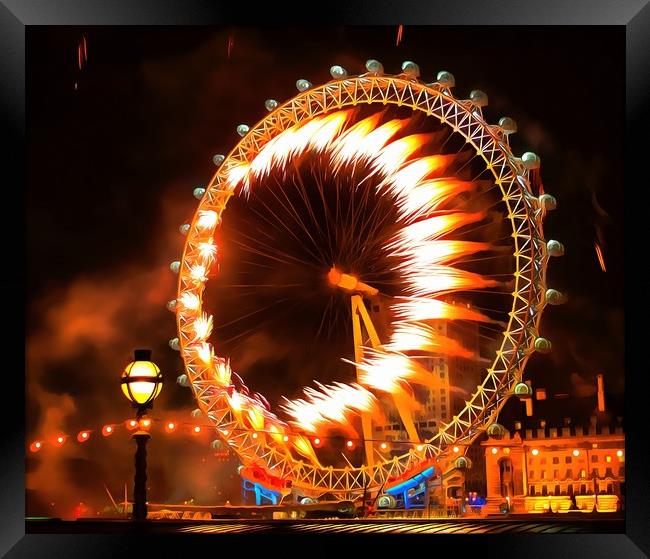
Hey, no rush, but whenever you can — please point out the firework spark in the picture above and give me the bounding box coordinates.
[396,25,404,46]
[595,241,606,272]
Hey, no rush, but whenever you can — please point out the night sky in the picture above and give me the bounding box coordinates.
[26,26,624,517]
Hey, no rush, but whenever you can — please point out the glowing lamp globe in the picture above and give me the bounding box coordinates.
[121,349,163,410]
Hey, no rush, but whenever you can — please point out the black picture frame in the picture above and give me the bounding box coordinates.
[3,0,648,555]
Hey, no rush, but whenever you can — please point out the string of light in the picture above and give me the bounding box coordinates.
[28,414,469,455]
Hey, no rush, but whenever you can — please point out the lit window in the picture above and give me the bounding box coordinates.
[606,455,612,463]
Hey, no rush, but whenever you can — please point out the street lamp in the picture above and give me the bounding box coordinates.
[121,349,162,521]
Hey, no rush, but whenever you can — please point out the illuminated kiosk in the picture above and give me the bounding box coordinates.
[170,60,560,507]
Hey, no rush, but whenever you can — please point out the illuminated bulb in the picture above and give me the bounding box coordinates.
[251,432,258,439]
[55,435,65,445]
[572,449,580,457]
[165,422,176,433]
[453,446,459,453]
[380,442,388,450]
[616,450,623,457]
[345,440,354,449]
[126,419,138,431]
[221,429,229,436]
[416,444,424,452]
[193,426,201,434]
[491,447,498,455]
[102,425,114,436]
[140,418,152,429]
[77,431,90,443]
[283,435,289,442]
[30,441,42,453]
[312,437,321,447]
[531,448,539,456]
[504,448,511,455]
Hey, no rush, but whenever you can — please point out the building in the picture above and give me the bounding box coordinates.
[481,375,624,515]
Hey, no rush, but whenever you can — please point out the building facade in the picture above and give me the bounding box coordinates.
[480,381,624,515]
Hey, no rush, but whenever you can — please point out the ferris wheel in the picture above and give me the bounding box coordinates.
[169,59,563,502]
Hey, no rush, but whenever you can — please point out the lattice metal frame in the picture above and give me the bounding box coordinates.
[174,70,550,498]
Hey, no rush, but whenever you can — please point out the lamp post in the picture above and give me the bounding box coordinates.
[121,349,163,521]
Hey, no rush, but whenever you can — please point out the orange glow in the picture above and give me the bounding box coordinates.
[354,351,438,393]
[247,407,265,431]
[195,342,213,365]
[416,444,424,452]
[101,425,114,436]
[196,210,218,231]
[392,297,494,323]
[139,418,152,430]
[312,437,322,448]
[214,360,232,385]
[292,434,321,466]
[249,111,351,185]
[396,178,473,222]
[616,450,623,458]
[77,431,90,443]
[572,449,580,457]
[396,24,404,46]
[345,440,355,450]
[283,435,290,442]
[327,267,378,296]
[531,448,539,456]
[178,291,200,311]
[30,441,42,453]
[281,382,378,434]
[491,447,498,455]
[189,263,207,282]
[198,240,217,261]
[54,435,66,446]
[165,422,176,433]
[126,419,138,431]
[251,432,258,439]
[192,313,214,342]
[387,322,473,358]
[193,426,202,434]
[453,446,459,453]
[380,442,389,451]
